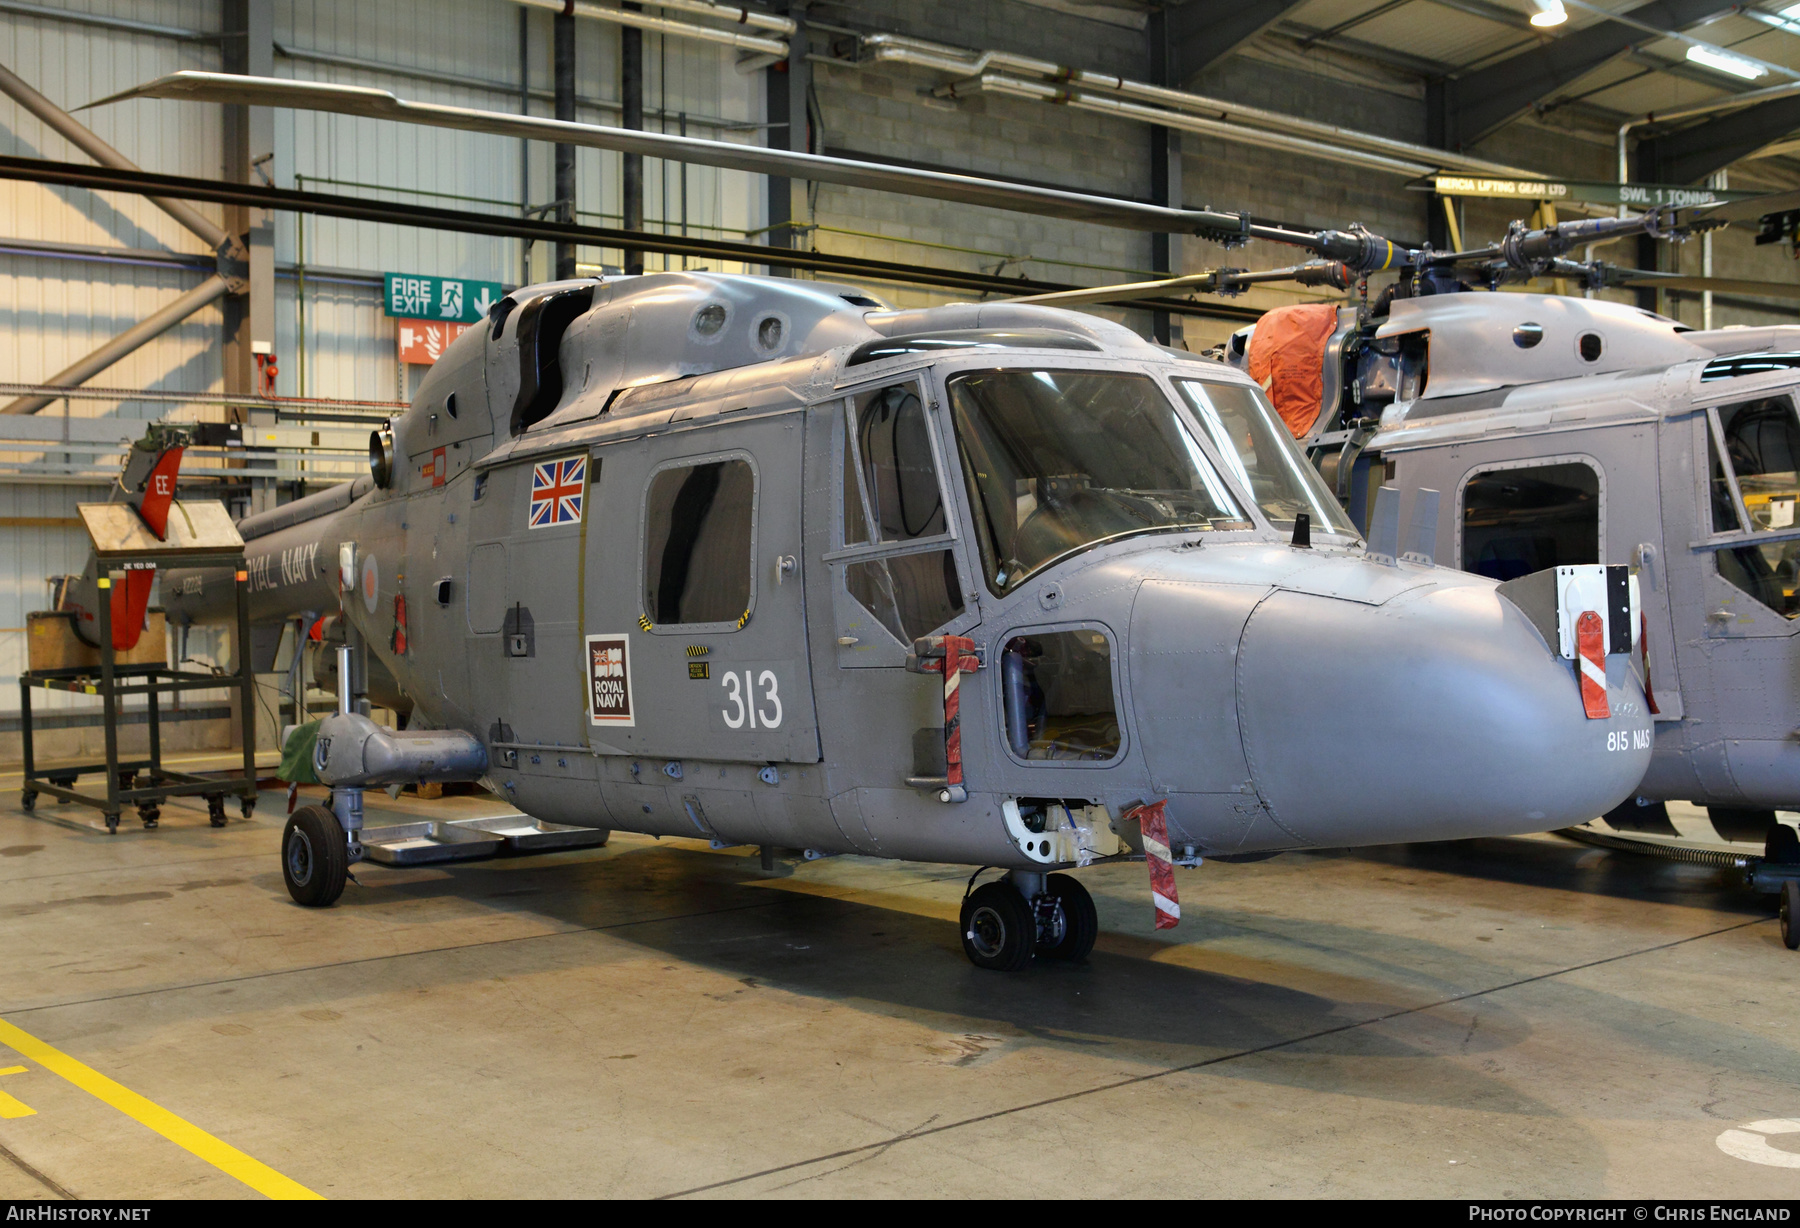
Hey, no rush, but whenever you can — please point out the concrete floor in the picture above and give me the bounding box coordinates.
[0,768,1796,1199]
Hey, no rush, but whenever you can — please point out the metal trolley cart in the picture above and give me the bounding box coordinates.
[19,501,257,833]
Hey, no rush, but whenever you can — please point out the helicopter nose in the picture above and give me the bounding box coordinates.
[1228,578,1653,847]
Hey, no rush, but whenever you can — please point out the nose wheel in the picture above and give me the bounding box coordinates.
[1782,880,1799,951]
[282,805,349,908]
[959,872,1098,970]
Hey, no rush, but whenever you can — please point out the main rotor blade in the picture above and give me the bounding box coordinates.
[1618,272,1800,300]
[1005,271,1232,307]
[1004,261,1350,306]
[1682,188,1800,226]
[95,71,1250,237]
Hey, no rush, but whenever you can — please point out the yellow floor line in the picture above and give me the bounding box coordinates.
[0,1065,33,1117]
[0,1017,319,1199]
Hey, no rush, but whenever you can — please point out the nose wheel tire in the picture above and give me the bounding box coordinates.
[961,882,1036,971]
[283,804,348,907]
[1036,874,1098,962]
[1782,880,1799,951]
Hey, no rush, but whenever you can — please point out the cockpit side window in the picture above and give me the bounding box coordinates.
[834,383,966,646]
[854,385,947,543]
[1707,395,1800,619]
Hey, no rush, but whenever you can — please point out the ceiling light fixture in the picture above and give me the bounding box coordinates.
[1686,43,1769,80]
[1529,1,1568,28]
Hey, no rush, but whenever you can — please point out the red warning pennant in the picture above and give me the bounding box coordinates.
[1128,799,1180,930]
[1577,609,1610,720]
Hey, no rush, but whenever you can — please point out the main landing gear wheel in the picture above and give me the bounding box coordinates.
[1036,874,1098,963]
[283,805,348,907]
[961,881,1036,972]
[1782,880,1800,951]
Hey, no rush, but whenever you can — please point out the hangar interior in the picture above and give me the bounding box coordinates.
[2,0,1800,1201]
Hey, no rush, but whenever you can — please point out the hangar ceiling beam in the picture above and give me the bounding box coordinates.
[0,64,227,251]
[0,63,241,414]
[2,276,233,414]
[1441,0,1736,147]
[1163,0,1307,83]
[1638,94,1800,183]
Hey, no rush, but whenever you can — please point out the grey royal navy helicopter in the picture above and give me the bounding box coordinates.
[1205,209,1800,948]
[94,70,1663,969]
[149,267,1663,969]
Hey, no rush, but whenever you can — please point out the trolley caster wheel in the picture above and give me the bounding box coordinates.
[206,795,228,828]
[960,881,1036,972]
[137,804,160,830]
[282,805,348,907]
[117,770,135,792]
[19,790,36,812]
[239,796,255,820]
[1035,873,1098,963]
[1782,880,1800,951]
[104,812,120,834]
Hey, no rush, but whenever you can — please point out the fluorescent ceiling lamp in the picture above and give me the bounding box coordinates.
[1529,1,1567,27]
[1687,43,1769,79]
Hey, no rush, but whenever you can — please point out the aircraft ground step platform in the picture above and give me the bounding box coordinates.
[358,817,607,866]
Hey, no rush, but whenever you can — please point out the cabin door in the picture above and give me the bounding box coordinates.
[583,410,820,764]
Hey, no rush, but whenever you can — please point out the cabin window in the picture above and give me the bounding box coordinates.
[1707,396,1800,618]
[1460,461,1599,581]
[643,457,755,626]
[1000,629,1121,762]
[836,383,966,645]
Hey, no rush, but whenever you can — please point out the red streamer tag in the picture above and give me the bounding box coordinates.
[1129,799,1180,930]
[1577,609,1610,719]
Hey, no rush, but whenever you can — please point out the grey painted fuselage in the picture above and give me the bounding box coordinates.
[1302,291,1800,814]
[166,273,1652,870]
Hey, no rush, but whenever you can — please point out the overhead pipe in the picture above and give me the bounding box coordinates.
[0,62,230,252]
[861,32,1544,181]
[2,274,233,414]
[647,0,795,36]
[511,0,787,59]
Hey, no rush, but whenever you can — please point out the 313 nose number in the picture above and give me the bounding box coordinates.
[721,669,783,730]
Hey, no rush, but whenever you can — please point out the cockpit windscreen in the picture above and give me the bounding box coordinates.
[1173,378,1359,538]
[947,369,1250,596]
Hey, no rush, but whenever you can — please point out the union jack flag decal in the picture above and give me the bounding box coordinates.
[529,456,587,528]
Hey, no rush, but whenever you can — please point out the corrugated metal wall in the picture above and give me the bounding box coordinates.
[0,0,772,740]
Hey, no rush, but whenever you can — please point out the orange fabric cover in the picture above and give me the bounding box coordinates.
[1245,302,1339,439]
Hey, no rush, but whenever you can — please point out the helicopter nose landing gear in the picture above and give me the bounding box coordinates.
[959,871,1099,970]
[1781,880,1799,951]
[282,804,349,907]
